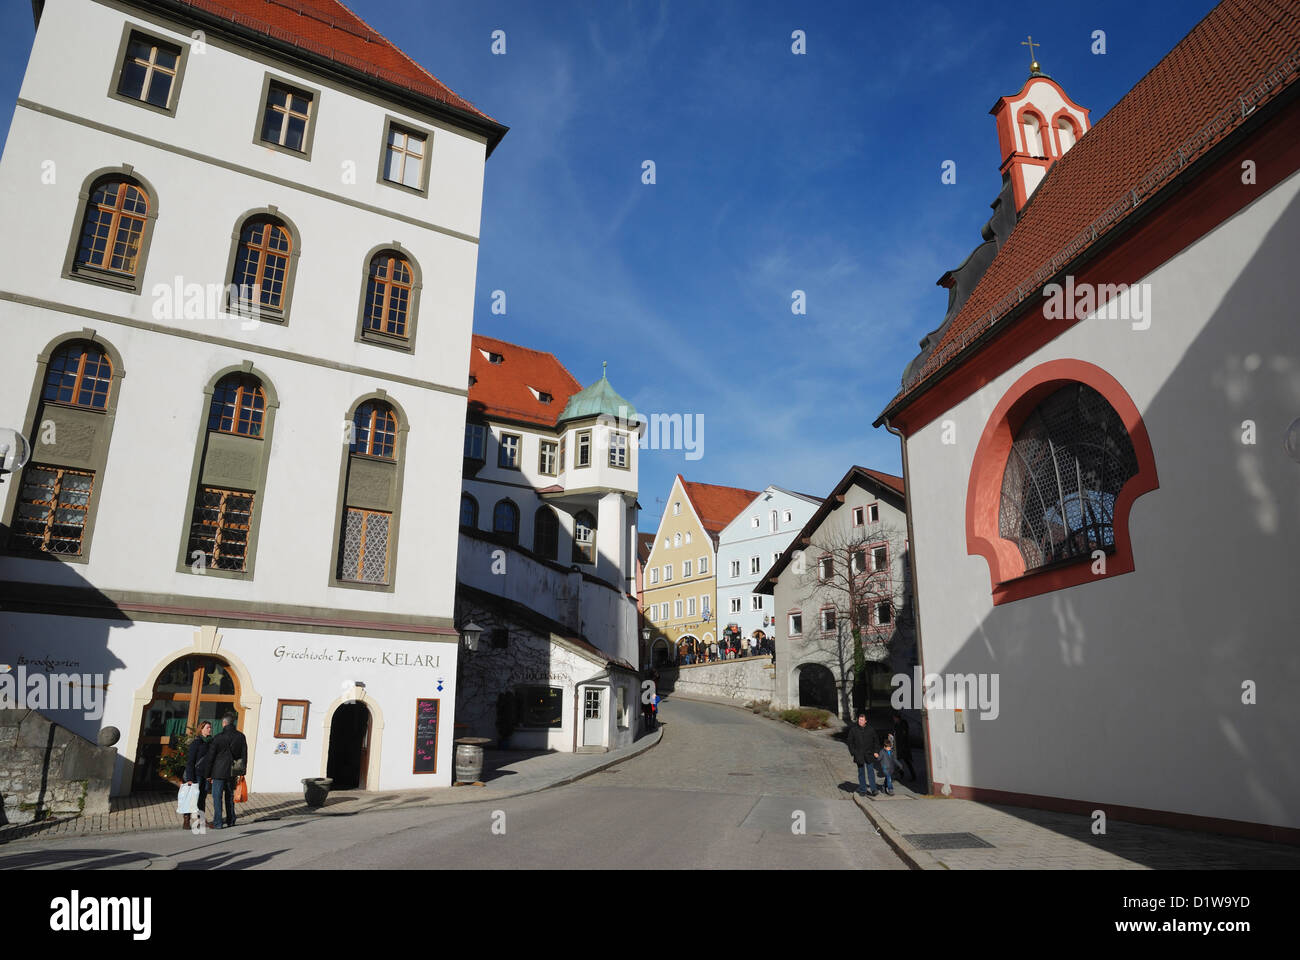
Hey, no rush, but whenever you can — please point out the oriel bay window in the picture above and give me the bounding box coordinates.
[178,365,277,579]
[333,395,408,590]
[4,334,125,562]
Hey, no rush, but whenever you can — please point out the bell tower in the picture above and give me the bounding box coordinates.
[990,38,1091,211]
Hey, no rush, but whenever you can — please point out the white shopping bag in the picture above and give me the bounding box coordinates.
[176,782,199,815]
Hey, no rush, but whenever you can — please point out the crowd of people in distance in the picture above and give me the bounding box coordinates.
[677,631,774,665]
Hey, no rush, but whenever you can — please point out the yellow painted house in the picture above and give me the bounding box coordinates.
[642,475,760,666]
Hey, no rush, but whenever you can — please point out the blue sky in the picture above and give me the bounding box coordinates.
[0,0,1218,526]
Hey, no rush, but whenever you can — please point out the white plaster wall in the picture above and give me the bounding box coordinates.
[0,612,459,793]
[903,168,1300,829]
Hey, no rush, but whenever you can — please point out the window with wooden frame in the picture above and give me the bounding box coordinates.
[207,374,266,437]
[819,556,834,582]
[73,178,148,280]
[493,499,519,545]
[362,251,413,340]
[231,217,292,316]
[852,505,864,526]
[539,440,558,476]
[338,506,391,584]
[871,544,888,572]
[867,503,880,524]
[115,32,181,110]
[820,607,837,633]
[498,432,522,470]
[9,465,94,557]
[380,122,427,192]
[609,431,629,468]
[260,81,312,152]
[459,493,478,528]
[572,510,596,564]
[187,486,254,572]
[576,430,592,467]
[43,342,113,410]
[351,400,397,459]
[788,611,802,636]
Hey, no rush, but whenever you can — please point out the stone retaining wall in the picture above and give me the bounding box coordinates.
[665,657,775,703]
[0,709,116,826]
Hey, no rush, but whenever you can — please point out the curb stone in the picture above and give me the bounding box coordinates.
[852,793,945,870]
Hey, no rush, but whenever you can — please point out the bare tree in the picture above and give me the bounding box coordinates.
[789,520,913,722]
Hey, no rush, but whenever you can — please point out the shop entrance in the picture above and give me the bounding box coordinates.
[327,702,372,790]
[134,655,242,792]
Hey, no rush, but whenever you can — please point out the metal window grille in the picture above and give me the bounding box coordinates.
[339,507,390,583]
[188,486,254,571]
[11,465,94,556]
[999,383,1138,572]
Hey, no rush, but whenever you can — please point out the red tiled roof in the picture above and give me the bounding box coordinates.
[858,467,905,497]
[680,478,763,535]
[468,334,583,428]
[174,0,499,126]
[637,532,656,561]
[889,0,1300,412]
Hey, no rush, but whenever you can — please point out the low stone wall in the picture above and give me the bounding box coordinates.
[0,709,116,826]
[665,657,775,703]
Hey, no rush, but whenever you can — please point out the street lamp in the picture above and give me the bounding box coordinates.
[460,621,483,653]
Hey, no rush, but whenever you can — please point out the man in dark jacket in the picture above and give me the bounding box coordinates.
[206,711,248,829]
[846,711,881,796]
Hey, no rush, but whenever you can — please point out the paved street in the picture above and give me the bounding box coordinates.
[0,698,904,870]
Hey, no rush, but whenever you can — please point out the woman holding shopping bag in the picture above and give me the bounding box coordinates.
[181,720,213,831]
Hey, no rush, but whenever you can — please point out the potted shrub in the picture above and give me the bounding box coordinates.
[301,778,333,808]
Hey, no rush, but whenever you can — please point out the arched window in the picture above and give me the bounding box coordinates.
[207,373,266,437]
[1022,113,1043,155]
[43,341,113,409]
[460,493,479,529]
[572,510,596,564]
[533,506,559,560]
[1056,117,1077,152]
[493,499,519,544]
[74,178,149,278]
[363,252,414,339]
[351,400,397,459]
[998,383,1139,573]
[231,216,292,313]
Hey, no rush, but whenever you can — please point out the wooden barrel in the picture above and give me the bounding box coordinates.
[454,741,484,783]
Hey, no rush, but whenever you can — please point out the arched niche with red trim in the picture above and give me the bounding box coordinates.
[965,359,1159,605]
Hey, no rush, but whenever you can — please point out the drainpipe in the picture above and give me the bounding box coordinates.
[883,416,935,797]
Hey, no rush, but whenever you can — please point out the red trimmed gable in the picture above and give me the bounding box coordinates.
[680,479,763,535]
[886,0,1300,416]
[468,335,583,428]
[177,0,497,124]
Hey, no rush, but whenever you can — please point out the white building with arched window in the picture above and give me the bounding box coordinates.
[0,0,505,813]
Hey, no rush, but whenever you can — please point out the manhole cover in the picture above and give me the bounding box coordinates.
[903,832,994,850]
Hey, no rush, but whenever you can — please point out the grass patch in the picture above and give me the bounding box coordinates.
[778,707,832,730]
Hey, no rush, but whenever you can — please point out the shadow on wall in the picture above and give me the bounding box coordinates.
[931,189,1300,856]
[0,515,130,825]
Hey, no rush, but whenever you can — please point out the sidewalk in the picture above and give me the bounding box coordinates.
[852,792,1300,869]
[0,728,662,845]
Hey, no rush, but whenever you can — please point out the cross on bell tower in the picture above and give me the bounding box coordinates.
[1021,35,1041,75]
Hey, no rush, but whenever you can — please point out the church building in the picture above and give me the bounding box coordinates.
[875,0,1300,841]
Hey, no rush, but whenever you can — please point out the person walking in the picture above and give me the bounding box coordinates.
[181,720,213,831]
[846,711,881,796]
[206,711,248,829]
[891,709,917,781]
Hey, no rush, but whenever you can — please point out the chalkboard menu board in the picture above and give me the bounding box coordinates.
[413,698,439,774]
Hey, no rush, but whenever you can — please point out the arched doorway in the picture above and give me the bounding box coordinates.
[327,701,372,790]
[678,634,700,664]
[651,638,670,667]
[134,654,242,791]
[796,663,837,712]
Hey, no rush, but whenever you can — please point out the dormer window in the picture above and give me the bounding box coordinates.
[539,391,552,403]
[489,353,504,365]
